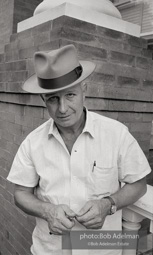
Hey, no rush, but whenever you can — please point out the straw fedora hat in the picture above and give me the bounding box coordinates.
[22,44,96,94]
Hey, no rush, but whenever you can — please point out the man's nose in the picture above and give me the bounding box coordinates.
[58,98,68,113]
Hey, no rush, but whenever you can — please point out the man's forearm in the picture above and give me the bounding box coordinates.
[14,189,51,221]
[110,177,147,210]
[14,187,76,235]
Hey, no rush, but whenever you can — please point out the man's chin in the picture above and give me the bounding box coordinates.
[56,119,74,128]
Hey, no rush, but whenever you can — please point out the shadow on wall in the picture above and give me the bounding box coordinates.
[148,121,153,186]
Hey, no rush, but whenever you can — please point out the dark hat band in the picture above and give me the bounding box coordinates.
[37,65,83,90]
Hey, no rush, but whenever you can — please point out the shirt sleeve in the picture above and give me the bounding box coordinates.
[7,137,39,187]
[118,128,151,183]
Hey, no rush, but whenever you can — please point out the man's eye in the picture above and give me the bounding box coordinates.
[48,97,58,103]
[67,93,75,98]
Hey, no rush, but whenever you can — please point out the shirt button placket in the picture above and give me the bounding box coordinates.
[69,148,86,213]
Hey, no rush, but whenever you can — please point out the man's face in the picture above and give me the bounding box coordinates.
[42,83,86,129]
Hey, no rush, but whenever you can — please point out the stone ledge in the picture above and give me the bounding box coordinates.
[1,93,153,112]
[17,2,141,37]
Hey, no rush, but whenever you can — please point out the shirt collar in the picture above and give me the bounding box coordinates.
[48,119,58,138]
[48,108,95,138]
[82,108,95,138]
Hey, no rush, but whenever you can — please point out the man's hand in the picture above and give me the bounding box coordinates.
[44,204,76,235]
[76,199,111,229]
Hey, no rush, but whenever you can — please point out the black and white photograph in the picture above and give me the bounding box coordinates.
[0,0,153,255]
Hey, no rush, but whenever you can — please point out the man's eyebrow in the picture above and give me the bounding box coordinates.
[66,89,77,93]
[44,89,77,99]
[45,93,57,98]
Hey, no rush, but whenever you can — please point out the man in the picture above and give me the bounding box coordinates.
[7,44,151,255]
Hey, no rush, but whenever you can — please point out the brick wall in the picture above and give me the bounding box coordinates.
[0,16,153,254]
[13,0,42,33]
[0,0,41,54]
[0,0,14,53]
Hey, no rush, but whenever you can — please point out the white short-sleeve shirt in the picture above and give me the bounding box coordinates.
[7,110,151,255]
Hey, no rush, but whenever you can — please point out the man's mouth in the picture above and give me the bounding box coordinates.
[58,115,71,119]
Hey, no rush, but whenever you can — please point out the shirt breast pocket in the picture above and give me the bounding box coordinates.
[87,165,117,200]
